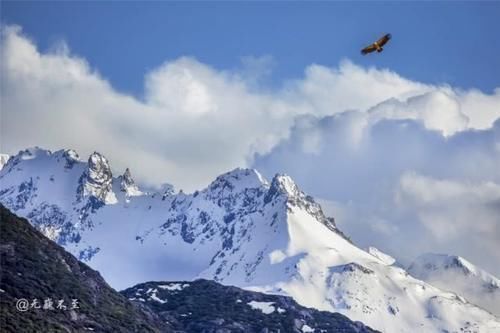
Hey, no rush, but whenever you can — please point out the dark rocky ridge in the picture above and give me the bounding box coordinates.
[122,279,380,333]
[0,205,169,333]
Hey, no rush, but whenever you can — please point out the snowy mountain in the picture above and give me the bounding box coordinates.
[1,205,377,333]
[408,253,500,317]
[1,147,499,332]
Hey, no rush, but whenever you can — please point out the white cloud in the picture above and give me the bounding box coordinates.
[0,26,294,190]
[253,114,500,275]
[368,91,469,136]
[1,25,500,274]
[397,172,500,254]
[460,88,500,129]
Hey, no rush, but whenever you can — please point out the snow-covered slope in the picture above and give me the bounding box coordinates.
[367,246,396,266]
[408,253,500,317]
[1,147,499,332]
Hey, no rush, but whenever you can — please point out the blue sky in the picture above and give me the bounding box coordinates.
[2,1,499,96]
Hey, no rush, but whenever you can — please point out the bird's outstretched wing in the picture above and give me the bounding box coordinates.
[361,44,377,55]
[376,33,391,47]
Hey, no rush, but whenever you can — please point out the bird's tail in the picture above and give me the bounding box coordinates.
[377,47,383,53]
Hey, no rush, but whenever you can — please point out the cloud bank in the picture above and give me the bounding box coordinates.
[1,26,499,274]
[253,112,500,273]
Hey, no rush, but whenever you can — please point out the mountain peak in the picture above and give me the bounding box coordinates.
[264,173,339,234]
[207,168,267,193]
[77,152,117,204]
[408,253,500,316]
[88,151,108,165]
[263,174,301,206]
[119,168,142,197]
[48,149,82,169]
[409,253,476,276]
[87,152,112,181]
[62,148,80,161]
[270,173,301,197]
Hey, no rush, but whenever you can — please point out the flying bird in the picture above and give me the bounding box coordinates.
[361,33,392,55]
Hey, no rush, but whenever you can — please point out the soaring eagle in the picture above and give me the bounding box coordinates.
[361,33,391,55]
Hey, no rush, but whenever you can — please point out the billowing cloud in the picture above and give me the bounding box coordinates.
[253,111,500,275]
[1,25,500,274]
[0,25,294,190]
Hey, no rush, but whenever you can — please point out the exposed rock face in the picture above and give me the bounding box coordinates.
[77,152,116,205]
[120,168,142,197]
[269,174,339,232]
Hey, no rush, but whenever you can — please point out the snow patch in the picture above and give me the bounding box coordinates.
[301,324,314,333]
[150,293,167,304]
[247,301,276,314]
[158,283,189,291]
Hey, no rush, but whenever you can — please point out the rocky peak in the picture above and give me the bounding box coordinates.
[265,173,312,208]
[62,149,80,161]
[208,168,267,191]
[263,174,294,206]
[204,168,267,204]
[120,168,134,188]
[87,152,111,180]
[123,167,133,181]
[77,152,116,204]
[264,173,339,234]
[269,174,301,197]
[120,168,142,197]
[62,149,80,169]
[50,149,81,169]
